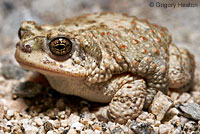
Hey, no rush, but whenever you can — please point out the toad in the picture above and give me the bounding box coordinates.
[15,12,195,124]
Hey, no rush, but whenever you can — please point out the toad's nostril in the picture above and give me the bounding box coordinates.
[16,40,32,53]
[16,42,32,53]
[21,44,32,53]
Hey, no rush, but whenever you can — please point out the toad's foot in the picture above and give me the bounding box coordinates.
[169,43,195,91]
[107,75,146,124]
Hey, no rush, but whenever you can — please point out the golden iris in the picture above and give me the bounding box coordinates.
[49,37,72,56]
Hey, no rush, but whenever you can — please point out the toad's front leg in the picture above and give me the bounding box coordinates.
[105,74,146,124]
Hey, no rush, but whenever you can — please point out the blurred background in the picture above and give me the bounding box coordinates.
[0,0,199,69]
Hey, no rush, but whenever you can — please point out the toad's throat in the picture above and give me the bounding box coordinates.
[45,75,113,103]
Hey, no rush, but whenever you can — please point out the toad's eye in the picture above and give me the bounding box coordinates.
[49,37,72,56]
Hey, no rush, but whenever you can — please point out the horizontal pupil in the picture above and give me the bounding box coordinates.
[54,44,66,50]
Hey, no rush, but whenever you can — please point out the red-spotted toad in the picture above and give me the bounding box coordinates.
[15,12,195,124]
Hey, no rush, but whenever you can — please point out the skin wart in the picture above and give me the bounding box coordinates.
[15,12,195,124]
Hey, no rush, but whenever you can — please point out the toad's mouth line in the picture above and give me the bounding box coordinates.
[15,50,86,78]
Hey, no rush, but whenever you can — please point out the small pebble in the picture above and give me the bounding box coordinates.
[34,117,43,126]
[191,91,200,104]
[92,123,102,131]
[71,122,84,131]
[44,121,53,132]
[178,103,200,120]
[38,126,45,134]
[94,129,103,134]
[6,110,14,118]
[149,91,173,121]
[182,121,199,133]
[58,127,65,133]
[67,114,80,125]
[67,128,78,134]
[170,91,180,101]
[158,124,174,134]
[58,111,65,119]
[180,116,189,125]
[60,119,68,127]
[129,120,154,134]
[24,125,38,134]
[81,129,94,134]
[136,111,155,123]
[52,119,60,129]
[47,130,57,134]
[174,93,191,104]
[111,127,123,134]
[6,121,12,127]
[173,126,182,134]
[164,108,180,121]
